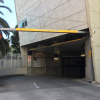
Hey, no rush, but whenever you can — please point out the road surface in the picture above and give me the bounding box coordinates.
[0,75,100,100]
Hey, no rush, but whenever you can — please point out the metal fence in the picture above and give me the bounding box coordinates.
[0,53,27,68]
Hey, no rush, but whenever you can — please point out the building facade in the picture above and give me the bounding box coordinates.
[14,0,100,83]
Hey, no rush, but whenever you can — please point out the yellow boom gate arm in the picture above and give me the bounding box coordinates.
[0,28,87,33]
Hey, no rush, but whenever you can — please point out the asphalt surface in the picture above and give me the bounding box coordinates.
[0,75,100,100]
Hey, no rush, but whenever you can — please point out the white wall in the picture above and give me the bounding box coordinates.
[14,0,88,46]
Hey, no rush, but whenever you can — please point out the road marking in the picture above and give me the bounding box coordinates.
[33,83,40,89]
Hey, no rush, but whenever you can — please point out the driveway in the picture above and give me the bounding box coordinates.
[0,75,100,100]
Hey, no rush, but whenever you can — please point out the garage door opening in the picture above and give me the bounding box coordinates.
[62,57,85,78]
[28,37,88,78]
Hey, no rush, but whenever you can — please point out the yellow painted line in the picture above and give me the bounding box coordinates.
[89,51,91,57]
[51,38,81,46]
[16,28,78,33]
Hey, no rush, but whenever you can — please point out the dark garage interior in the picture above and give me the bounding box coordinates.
[62,57,85,78]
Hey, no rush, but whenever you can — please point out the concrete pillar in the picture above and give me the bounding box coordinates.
[20,46,27,56]
[85,0,100,83]
[20,46,27,73]
[85,38,94,81]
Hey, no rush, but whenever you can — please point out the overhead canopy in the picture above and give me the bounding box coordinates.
[30,37,86,56]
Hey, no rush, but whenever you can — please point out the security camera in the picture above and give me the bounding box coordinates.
[93,31,95,33]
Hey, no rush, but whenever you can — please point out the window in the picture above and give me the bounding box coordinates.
[19,19,27,28]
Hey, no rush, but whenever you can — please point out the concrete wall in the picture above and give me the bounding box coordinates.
[46,57,61,76]
[0,59,25,68]
[28,53,46,75]
[28,53,61,76]
[31,67,46,75]
[14,0,88,46]
[85,0,100,83]
[0,68,27,76]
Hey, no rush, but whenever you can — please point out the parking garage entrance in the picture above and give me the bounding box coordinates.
[62,57,85,78]
[28,35,87,78]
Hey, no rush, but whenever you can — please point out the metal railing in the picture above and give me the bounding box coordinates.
[0,53,27,68]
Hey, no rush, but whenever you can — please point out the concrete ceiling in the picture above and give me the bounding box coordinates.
[30,37,86,56]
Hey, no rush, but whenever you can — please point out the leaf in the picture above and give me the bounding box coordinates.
[0,2,12,56]
[0,5,12,13]
[0,39,10,56]
[0,11,4,15]
[0,17,10,38]
[0,17,10,28]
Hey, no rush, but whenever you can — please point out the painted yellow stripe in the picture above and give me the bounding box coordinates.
[16,28,78,33]
[51,38,81,46]
[30,38,83,51]
[89,51,91,57]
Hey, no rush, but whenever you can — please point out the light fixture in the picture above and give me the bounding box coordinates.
[54,57,59,61]
[81,54,85,57]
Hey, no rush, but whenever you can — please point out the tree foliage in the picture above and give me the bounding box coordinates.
[11,25,20,54]
[0,0,12,56]
[0,38,10,56]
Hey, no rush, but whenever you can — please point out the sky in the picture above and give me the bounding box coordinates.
[1,0,17,39]
[1,0,17,28]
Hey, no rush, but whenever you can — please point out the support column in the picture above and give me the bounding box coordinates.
[20,46,27,73]
[85,38,95,82]
[86,0,100,83]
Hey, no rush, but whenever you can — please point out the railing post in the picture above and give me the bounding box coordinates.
[11,53,12,68]
[18,54,20,68]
